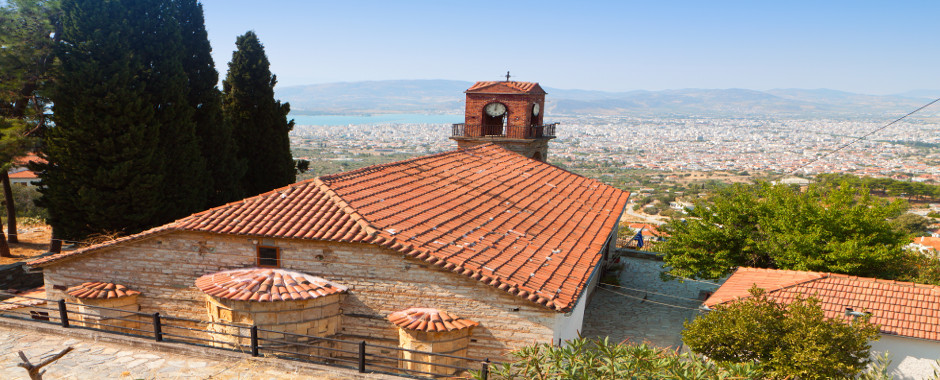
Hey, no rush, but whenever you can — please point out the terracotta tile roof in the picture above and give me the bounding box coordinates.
[388,307,478,332]
[195,268,347,302]
[705,267,940,341]
[8,170,38,179]
[466,81,545,94]
[28,144,630,312]
[67,282,140,300]
[0,287,46,311]
[912,236,940,251]
[12,152,45,167]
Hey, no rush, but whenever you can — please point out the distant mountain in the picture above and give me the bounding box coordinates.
[277,79,470,114]
[276,80,937,117]
[892,89,940,99]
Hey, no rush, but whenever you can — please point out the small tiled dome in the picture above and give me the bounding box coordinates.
[195,268,346,302]
[388,308,479,332]
[67,282,140,299]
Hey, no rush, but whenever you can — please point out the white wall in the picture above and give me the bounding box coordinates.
[871,334,940,380]
[552,262,600,343]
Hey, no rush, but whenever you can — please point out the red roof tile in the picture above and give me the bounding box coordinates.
[912,237,940,251]
[195,268,347,302]
[466,81,545,94]
[388,307,478,332]
[28,144,630,312]
[12,152,45,167]
[8,170,38,179]
[706,267,940,341]
[65,282,140,299]
[0,287,46,311]
[67,282,140,299]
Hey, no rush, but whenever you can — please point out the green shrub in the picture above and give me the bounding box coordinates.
[473,337,761,380]
[683,287,880,379]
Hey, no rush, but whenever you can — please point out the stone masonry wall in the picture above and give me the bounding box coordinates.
[41,231,560,361]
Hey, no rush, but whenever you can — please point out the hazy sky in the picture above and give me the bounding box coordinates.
[199,0,940,94]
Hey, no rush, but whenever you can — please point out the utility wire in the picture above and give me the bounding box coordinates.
[785,97,940,178]
[661,274,722,287]
[597,284,702,311]
[599,282,704,303]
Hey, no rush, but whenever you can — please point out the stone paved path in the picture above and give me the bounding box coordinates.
[0,324,382,379]
[581,255,720,348]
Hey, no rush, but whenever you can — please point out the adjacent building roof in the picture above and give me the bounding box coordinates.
[466,81,545,94]
[29,144,630,312]
[911,236,940,251]
[0,287,46,311]
[706,267,940,341]
[195,268,347,302]
[8,170,38,180]
[67,282,140,300]
[388,307,478,332]
[11,152,46,167]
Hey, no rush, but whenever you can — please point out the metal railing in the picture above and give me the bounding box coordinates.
[451,123,557,138]
[0,291,497,379]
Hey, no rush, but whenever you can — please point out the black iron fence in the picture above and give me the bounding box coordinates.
[0,291,496,379]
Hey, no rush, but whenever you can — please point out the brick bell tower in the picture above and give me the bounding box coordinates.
[450,74,557,161]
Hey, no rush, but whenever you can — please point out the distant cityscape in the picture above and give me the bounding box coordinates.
[290,114,940,180]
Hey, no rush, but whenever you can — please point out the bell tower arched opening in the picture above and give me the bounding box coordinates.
[482,102,507,136]
[450,80,557,161]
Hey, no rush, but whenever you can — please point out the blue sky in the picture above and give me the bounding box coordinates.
[200,0,940,94]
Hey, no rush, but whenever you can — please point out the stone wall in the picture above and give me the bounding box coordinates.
[0,262,43,291]
[41,231,561,361]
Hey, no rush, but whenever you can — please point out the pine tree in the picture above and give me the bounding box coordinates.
[39,0,206,240]
[0,0,58,244]
[222,31,295,197]
[175,0,242,206]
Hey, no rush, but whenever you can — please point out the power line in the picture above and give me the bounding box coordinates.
[600,283,704,303]
[661,274,722,287]
[596,285,702,311]
[785,97,940,177]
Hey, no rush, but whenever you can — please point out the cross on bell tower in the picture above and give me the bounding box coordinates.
[449,78,557,162]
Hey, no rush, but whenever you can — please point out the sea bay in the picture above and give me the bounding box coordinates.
[291,113,462,126]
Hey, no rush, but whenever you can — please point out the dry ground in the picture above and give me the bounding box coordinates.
[0,224,51,266]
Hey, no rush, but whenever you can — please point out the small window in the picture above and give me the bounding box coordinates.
[30,311,50,321]
[257,245,280,267]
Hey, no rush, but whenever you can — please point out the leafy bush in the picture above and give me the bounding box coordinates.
[12,184,47,222]
[473,337,761,380]
[683,287,880,380]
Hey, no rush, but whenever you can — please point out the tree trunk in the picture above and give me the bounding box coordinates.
[49,233,61,254]
[2,172,17,243]
[0,224,10,258]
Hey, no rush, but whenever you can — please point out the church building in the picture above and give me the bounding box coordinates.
[25,80,629,362]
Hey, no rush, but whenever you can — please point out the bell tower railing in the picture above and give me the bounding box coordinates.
[451,123,557,139]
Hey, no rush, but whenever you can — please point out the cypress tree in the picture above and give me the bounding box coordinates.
[222,31,295,197]
[39,0,206,240]
[133,0,207,221]
[175,0,242,206]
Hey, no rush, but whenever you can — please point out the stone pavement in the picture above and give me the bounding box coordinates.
[0,319,401,380]
[581,254,719,348]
